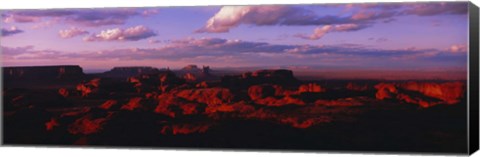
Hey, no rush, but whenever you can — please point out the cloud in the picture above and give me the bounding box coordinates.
[196,6,322,33]
[65,9,140,27]
[343,2,467,16]
[198,3,467,33]
[368,37,389,43]
[350,10,396,21]
[296,24,368,40]
[2,10,74,23]
[31,20,58,29]
[83,25,156,42]
[148,39,162,44]
[342,3,404,10]
[448,44,467,54]
[3,37,459,63]
[196,6,387,33]
[2,9,153,27]
[58,27,88,38]
[1,45,62,60]
[154,38,293,56]
[1,26,24,37]
[2,37,467,74]
[401,2,468,16]
[141,9,160,16]
[1,45,34,56]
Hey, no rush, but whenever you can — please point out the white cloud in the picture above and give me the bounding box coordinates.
[296,24,366,40]
[83,25,156,42]
[196,6,309,33]
[448,44,467,53]
[58,27,88,38]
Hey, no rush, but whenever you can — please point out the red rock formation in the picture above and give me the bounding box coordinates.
[145,92,157,99]
[67,112,115,135]
[248,85,275,100]
[125,71,184,93]
[120,97,143,111]
[396,93,437,108]
[298,83,326,93]
[68,114,110,135]
[244,108,331,129]
[195,81,209,88]
[11,95,24,103]
[88,78,101,88]
[400,81,465,104]
[374,83,398,100]
[183,73,196,82]
[248,84,305,106]
[374,81,465,108]
[154,93,184,117]
[45,118,59,131]
[178,103,200,115]
[346,82,369,91]
[314,97,366,107]
[99,100,118,110]
[76,78,101,97]
[60,107,91,117]
[205,101,255,115]
[76,84,92,97]
[175,88,234,106]
[128,77,142,92]
[254,96,305,106]
[58,88,69,97]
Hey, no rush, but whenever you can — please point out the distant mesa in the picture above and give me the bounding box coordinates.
[221,69,300,89]
[126,70,186,93]
[101,66,162,78]
[250,69,295,78]
[182,65,201,72]
[3,65,85,81]
[178,65,215,81]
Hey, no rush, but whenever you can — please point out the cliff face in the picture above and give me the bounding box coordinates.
[3,65,85,80]
[374,81,465,108]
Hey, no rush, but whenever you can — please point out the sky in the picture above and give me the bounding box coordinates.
[0,2,469,79]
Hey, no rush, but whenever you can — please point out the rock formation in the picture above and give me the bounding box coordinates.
[374,81,465,108]
[3,65,85,81]
[102,66,160,78]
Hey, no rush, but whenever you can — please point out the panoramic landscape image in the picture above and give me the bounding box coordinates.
[1,2,470,154]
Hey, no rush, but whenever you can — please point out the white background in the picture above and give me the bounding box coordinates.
[0,0,479,157]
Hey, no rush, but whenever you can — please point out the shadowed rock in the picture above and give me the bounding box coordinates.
[101,66,161,78]
[3,65,85,81]
[221,69,300,90]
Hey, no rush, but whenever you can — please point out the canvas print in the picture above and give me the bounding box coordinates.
[1,1,473,154]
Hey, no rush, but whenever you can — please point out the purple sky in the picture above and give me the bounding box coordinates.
[0,2,469,79]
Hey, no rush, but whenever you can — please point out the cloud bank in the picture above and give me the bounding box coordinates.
[2,38,466,68]
[197,3,467,39]
[2,9,159,27]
